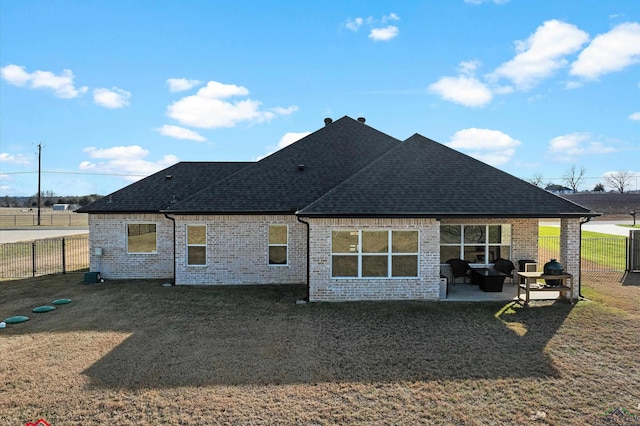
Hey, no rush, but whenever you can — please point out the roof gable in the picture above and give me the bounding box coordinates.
[298,134,598,218]
[76,162,251,213]
[167,116,402,213]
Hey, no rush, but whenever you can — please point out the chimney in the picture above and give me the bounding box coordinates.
[357,117,366,124]
[324,117,333,126]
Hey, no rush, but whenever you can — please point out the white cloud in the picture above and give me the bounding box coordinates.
[570,22,640,80]
[489,20,589,90]
[345,17,364,31]
[0,152,30,165]
[157,125,206,142]
[429,75,493,107]
[446,128,521,166]
[167,78,202,92]
[382,13,400,23]
[548,133,617,160]
[81,145,178,181]
[0,64,88,98]
[256,131,311,161]
[93,87,131,108]
[629,112,640,121]
[369,25,399,41]
[166,80,297,129]
[345,14,399,41]
[277,132,311,150]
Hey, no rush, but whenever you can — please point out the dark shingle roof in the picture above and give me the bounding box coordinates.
[166,116,402,213]
[76,162,251,213]
[298,134,599,218]
[78,118,598,218]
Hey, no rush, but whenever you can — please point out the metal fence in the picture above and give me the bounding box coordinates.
[0,213,88,227]
[0,236,89,278]
[630,230,640,271]
[539,236,628,272]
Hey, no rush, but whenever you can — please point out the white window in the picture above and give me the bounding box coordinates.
[331,230,419,278]
[268,224,288,265]
[127,223,157,254]
[187,225,207,266]
[440,224,511,263]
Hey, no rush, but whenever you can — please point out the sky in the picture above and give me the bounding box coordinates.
[1,0,639,198]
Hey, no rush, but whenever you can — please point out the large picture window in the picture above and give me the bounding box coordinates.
[187,225,207,266]
[268,224,288,265]
[127,223,157,254]
[331,230,419,278]
[440,224,511,263]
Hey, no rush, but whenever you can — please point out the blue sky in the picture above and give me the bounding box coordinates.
[1,0,639,197]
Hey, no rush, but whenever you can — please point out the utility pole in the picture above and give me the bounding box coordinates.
[37,143,42,226]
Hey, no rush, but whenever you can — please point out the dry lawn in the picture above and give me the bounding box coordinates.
[1,273,639,425]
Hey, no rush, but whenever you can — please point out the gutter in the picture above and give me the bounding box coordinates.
[296,214,311,302]
[164,213,176,285]
[578,216,592,299]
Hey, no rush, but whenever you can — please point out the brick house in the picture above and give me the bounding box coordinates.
[77,116,599,301]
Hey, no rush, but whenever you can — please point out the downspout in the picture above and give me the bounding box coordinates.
[578,216,592,299]
[296,214,310,302]
[164,213,176,285]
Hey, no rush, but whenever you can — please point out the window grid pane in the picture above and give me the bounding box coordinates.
[187,246,206,265]
[127,223,157,253]
[331,230,418,278]
[188,225,206,244]
[362,231,388,253]
[269,225,288,265]
[392,231,418,253]
[269,225,288,245]
[392,255,418,277]
[332,256,358,277]
[362,255,388,277]
[440,224,511,263]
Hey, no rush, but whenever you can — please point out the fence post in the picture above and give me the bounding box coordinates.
[62,238,67,274]
[32,241,36,277]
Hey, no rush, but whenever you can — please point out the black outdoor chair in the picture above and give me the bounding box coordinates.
[446,258,472,285]
[492,258,516,285]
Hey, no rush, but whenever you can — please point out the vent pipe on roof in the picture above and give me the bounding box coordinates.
[297,164,305,171]
[357,117,366,124]
[324,117,333,126]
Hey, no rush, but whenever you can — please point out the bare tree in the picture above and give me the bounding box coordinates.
[528,172,544,187]
[604,170,633,193]
[563,165,586,193]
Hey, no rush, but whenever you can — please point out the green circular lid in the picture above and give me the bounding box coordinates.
[52,298,73,305]
[33,305,56,313]
[4,315,30,324]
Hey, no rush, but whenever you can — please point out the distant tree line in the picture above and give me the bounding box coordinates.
[528,167,638,194]
[1,193,103,208]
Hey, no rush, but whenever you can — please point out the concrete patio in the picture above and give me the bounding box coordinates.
[442,279,567,303]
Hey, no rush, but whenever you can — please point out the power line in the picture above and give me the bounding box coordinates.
[1,170,148,177]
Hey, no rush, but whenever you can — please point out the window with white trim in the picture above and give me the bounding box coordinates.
[440,224,511,263]
[127,223,157,253]
[331,230,419,278]
[268,224,288,265]
[187,225,207,266]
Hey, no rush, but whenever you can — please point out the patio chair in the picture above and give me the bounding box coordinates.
[446,258,472,285]
[492,258,516,285]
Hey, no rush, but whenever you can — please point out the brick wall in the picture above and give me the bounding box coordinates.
[174,215,307,285]
[307,218,440,302]
[560,217,581,297]
[88,214,174,279]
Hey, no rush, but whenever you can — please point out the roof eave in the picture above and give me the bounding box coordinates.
[296,211,602,219]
